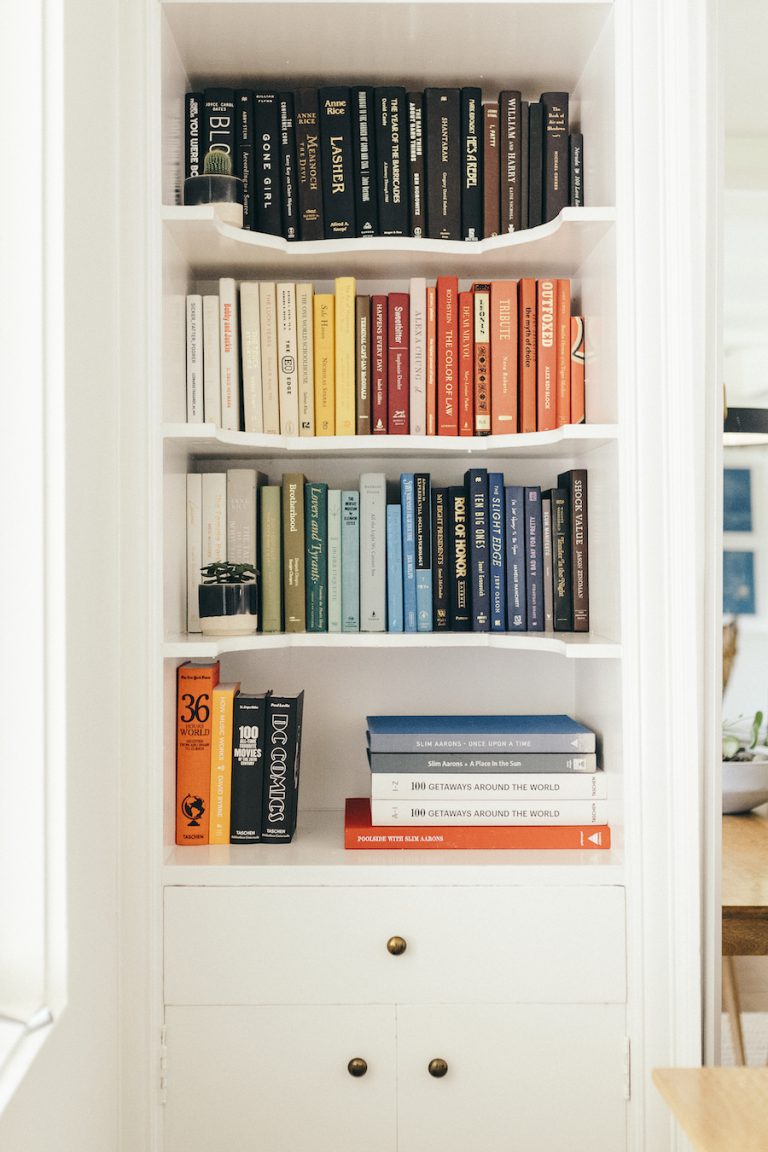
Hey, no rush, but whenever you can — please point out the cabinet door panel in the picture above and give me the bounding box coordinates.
[397,1004,627,1152]
[164,1005,396,1152]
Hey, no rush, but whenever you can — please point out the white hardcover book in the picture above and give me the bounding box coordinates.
[409,277,427,435]
[296,282,315,436]
[277,282,299,436]
[166,294,186,421]
[186,294,204,423]
[370,798,609,825]
[239,282,263,433]
[226,468,267,566]
[370,771,608,801]
[359,472,387,632]
[219,277,241,431]
[186,473,202,632]
[201,472,227,567]
[327,488,342,632]
[202,295,221,427]
[259,282,281,435]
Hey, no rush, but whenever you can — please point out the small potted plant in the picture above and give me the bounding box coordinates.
[184,150,244,227]
[722,710,768,813]
[198,561,258,636]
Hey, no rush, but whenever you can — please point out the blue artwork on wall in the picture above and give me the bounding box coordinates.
[723,550,756,615]
[723,468,753,532]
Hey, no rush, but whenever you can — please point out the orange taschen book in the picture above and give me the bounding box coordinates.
[208,681,241,845]
[344,797,610,850]
[436,275,459,435]
[490,280,518,434]
[518,278,537,433]
[555,279,571,426]
[472,282,491,435]
[175,660,220,845]
[458,291,474,436]
[571,315,586,424]
[426,285,437,435]
[537,278,557,431]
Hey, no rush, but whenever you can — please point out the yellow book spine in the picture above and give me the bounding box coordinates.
[209,682,240,844]
[313,294,335,435]
[334,276,356,436]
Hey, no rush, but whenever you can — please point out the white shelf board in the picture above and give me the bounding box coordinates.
[163,809,623,887]
[162,206,616,279]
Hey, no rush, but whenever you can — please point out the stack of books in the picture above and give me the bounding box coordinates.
[344,714,609,850]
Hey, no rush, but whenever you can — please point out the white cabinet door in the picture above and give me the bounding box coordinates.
[164,1005,396,1152]
[396,1003,627,1152]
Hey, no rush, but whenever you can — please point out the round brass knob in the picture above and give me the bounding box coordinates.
[428,1058,448,1078]
[347,1057,368,1077]
[386,935,407,956]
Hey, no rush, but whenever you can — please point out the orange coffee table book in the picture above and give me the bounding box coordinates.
[176,659,220,845]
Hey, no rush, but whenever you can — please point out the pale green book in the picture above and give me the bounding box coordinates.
[260,485,282,633]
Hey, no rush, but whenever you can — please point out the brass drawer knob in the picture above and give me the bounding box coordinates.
[347,1057,368,1077]
[386,935,407,956]
[428,1058,448,1078]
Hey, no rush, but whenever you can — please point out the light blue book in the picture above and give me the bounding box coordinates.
[327,489,342,632]
[488,472,506,631]
[341,490,360,632]
[400,472,417,632]
[414,472,433,632]
[386,504,404,632]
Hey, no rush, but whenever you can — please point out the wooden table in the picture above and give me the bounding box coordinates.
[722,806,768,956]
[653,1067,768,1151]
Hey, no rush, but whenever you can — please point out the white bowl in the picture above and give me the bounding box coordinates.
[722,757,768,813]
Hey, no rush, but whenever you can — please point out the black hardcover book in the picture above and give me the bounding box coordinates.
[319,86,356,238]
[525,486,544,631]
[447,486,471,631]
[500,90,522,233]
[460,87,483,241]
[295,88,324,241]
[465,468,490,631]
[407,92,426,238]
[520,99,529,230]
[230,691,270,843]
[431,487,449,630]
[557,468,589,632]
[541,91,569,223]
[424,88,461,240]
[569,131,584,207]
[236,90,254,230]
[351,86,379,237]
[528,100,544,228]
[253,91,283,235]
[279,92,299,240]
[373,87,410,236]
[185,91,203,179]
[202,87,236,169]
[261,690,305,843]
[547,487,573,631]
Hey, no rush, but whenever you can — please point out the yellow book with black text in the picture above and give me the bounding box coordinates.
[209,682,240,844]
[313,294,335,435]
[334,276,356,435]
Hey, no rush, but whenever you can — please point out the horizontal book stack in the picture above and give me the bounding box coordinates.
[186,466,590,635]
[345,714,609,850]
[185,86,584,239]
[184,275,585,436]
[175,658,305,846]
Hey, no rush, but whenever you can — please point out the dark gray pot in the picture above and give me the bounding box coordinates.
[199,582,258,636]
[184,175,244,226]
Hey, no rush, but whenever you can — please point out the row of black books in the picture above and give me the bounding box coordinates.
[184,86,583,241]
[345,714,610,850]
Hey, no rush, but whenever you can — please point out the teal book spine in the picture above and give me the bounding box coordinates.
[305,481,328,631]
[386,504,404,632]
[341,489,360,631]
[327,489,342,632]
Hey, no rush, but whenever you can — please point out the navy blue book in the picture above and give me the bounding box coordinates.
[504,485,527,631]
[525,486,544,631]
[460,87,483,241]
[230,691,270,843]
[547,487,573,631]
[366,713,597,753]
[351,86,379,237]
[236,91,254,230]
[279,92,299,241]
[465,468,490,631]
[386,504,404,632]
[431,487,449,630]
[305,481,328,631]
[414,473,433,632]
[447,485,471,630]
[400,473,417,631]
[319,87,356,238]
[488,472,506,631]
[253,91,283,236]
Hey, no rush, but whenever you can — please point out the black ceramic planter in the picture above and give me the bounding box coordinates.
[199,581,258,636]
[183,174,244,227]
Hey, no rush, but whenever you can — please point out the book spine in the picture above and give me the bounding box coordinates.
[527,101,544,229]
[230,694,268,842]
[490,279,518,434]
[368,751,598,774]
[387,292,410,432]
[282,473,306,632]
[319,86,356,238]
[386,504,404,632]
[436,275,459,435]
[525,486,544,631]
[279,92,299,241]
[201,471,227,567]
[359,472,387,631]
[499,91,522,232]
[482,102,500,238]
[425,88,461,240]
[351,86,379,237]
[571,316,586,424]
[335,276,357,435]
[461,87,482,241]
[296,282,315,435]
[371,295,388,433]
[260,485,282,632]
[185,92,203,180]
[518,278,537,433]
[294,88,324,241]
[370,798,608,826]
[431,487,449,631]
[374,87,409,236]
[426,285,437,435]
[253,91,283,236]
[277,282,299,435]
[186,294,204,423]
[557,468,589,632]
[327,488,342,632]
[341,490,360,631]
[400,472,417,632]
[202,87,236,170]
[259,282,281,435]
[569,131,584,207]
[414,472,432,631]
[541,91,569,223]
[504,485,527,631]
[520,99,529,230]
[176,660,220,844]
[541,493,554,631]
[313,293,335,435]
[202,295,222,427]
[473,283,491,434]
[186,474,202,633]
[448,486,471,630]
[466,467,490,630]
[236,90,254,230]
[556,278,571,426]
[209,682,240,844]
[549,487,573,631]
[407,92,426,237]
[458,291,474,436]
[488,472,506,631]
[305,481,328,632]
[219,278,241,431]
[226,467,257,566]
[537,278,557,431]
[355,295,371,435]
[262,693,304,842]
[371,770,606,799]
[239,283,263,433]
[409,277,427,435]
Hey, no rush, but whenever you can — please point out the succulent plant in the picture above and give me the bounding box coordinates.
[723,710,766,761]
[203,150,233,177]
[200,561,256,585]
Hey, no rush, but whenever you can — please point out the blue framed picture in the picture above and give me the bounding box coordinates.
[724,468,753,532]
[723,550,756,615]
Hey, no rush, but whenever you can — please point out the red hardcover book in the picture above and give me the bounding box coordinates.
[571,315,585,424]
[482,103,500,239]
[344,797,610,850]
[458,291,474,436]
[371,294,388,433]
[537,278,557,431]
[518,278,537,433]
[436,275,459,435]
[426,285,437,435]
[472,282,491,435]
[555,279,571,426]
[490,280,518,434]
[387,292,409,432]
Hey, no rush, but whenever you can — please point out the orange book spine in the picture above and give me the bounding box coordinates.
[472,282,491,435]
[518,278,537,433]
[458,291,474,436]
[436,275,459,435]
[175,660,220,845]
[426,285,437,435]
[537,278,557,431]
[490,280,518,434]
[555,279,571,426]
[208,681,241,845]
[571,315,586,424]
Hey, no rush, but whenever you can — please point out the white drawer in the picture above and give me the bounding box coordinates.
[164,885,625,1005]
